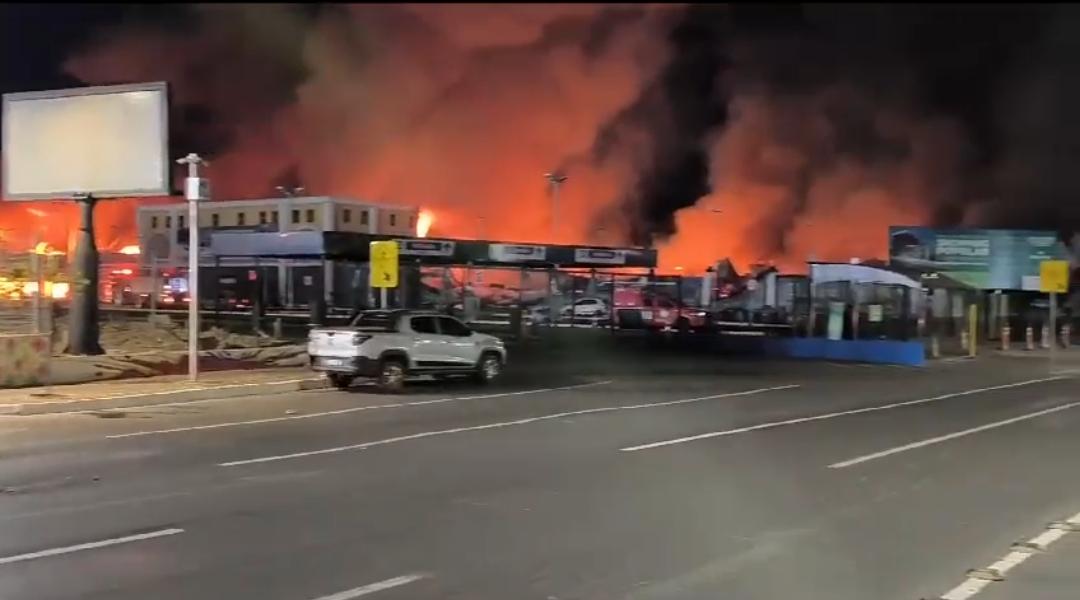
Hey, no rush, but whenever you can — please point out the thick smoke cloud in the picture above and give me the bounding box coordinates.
[6,4,1080,271]
[57,4,672,246]
[658,5,1078,271]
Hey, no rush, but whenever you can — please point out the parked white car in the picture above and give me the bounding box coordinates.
[308,310,507,392]
[560,297,609,319]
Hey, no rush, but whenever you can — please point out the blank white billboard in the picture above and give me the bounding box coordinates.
[3,82,169,200]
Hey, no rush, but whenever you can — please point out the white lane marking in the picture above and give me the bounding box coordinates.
[987,550,1033,575]
[108,381,613,439]
[620,376,1066,452]
[309,573,428,599]
[0,528,184,566]
[1027,528,1068,549]
[939,509,1080,600]
[941,577,993,600]
[0,379,314,411]
[220,385,799,467]
[828,401,1080,468]
[0,492,193,523]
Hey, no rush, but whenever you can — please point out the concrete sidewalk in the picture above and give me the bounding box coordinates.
[0,367,326,416]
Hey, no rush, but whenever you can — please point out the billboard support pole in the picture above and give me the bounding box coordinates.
[31,234,41,334]
[67,194,103,355]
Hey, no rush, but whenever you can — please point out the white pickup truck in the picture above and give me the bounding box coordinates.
[307,310,507,392]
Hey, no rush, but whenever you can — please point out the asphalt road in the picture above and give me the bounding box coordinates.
[0,347,1078,600]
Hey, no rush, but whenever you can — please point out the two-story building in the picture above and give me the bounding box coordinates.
[135,196,419,307]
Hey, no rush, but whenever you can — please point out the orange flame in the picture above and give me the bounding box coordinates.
[416,210,435,238]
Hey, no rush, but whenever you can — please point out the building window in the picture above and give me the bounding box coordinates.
[305,209,315,223]
[360,211,369,226]
[165,215,172,228]
[237,213,246,226]
[272,210,279,224]
[259,211,267,225]
[343,209,352,224]
[151,216,158,229]
[390,214,397,227]
[291,209,300,224]
[211,213,220,228]
[179,215,185,229]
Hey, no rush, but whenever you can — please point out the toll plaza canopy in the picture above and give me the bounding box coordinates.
[204,230,658,269]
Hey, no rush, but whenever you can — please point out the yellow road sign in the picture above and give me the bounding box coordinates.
[1040,260,1070,294]
[370,241,399,288]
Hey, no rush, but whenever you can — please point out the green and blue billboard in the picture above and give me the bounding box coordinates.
[889,226,1068,290]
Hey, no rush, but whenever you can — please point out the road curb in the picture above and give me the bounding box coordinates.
[0,377,330,416]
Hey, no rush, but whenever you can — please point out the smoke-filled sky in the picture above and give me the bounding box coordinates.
[3,4,1080,272]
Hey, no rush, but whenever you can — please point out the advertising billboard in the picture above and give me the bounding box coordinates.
[889,226,1068,290]
[3,82,169,199]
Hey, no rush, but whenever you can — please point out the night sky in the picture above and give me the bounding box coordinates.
[3,4,1080,269]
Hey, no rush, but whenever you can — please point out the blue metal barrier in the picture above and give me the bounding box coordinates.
[713,336,925,367]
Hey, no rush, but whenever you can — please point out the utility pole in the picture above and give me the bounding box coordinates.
[544,172,567,241]
[178,153,210,380]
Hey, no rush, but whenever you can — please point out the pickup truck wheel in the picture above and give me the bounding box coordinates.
[474,353,502,385]
[327,373,353,389]
[377,359,406,393]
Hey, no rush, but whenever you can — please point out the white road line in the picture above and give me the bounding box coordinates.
[941,577,993,600]
[108,380,613,439]
[0,528,184,566]
[310,573,428,599]
[828,401,1080,468]
[939,509,1080,600]
[0,492,193,523]
[0,379,313,411]
[620,376,1065,452]
[220,384,799,467]
[1027,528,1068,549]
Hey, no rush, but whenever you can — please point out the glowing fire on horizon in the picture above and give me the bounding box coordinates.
[416,210,434,238]
[118,244,141,255]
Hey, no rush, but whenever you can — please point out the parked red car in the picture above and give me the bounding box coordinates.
[613,288,709,332]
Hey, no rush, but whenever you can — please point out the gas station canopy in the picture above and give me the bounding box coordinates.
[199,230,658,269]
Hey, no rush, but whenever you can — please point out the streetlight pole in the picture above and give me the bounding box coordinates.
[178,153,210,380]
[544,172,568,241]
